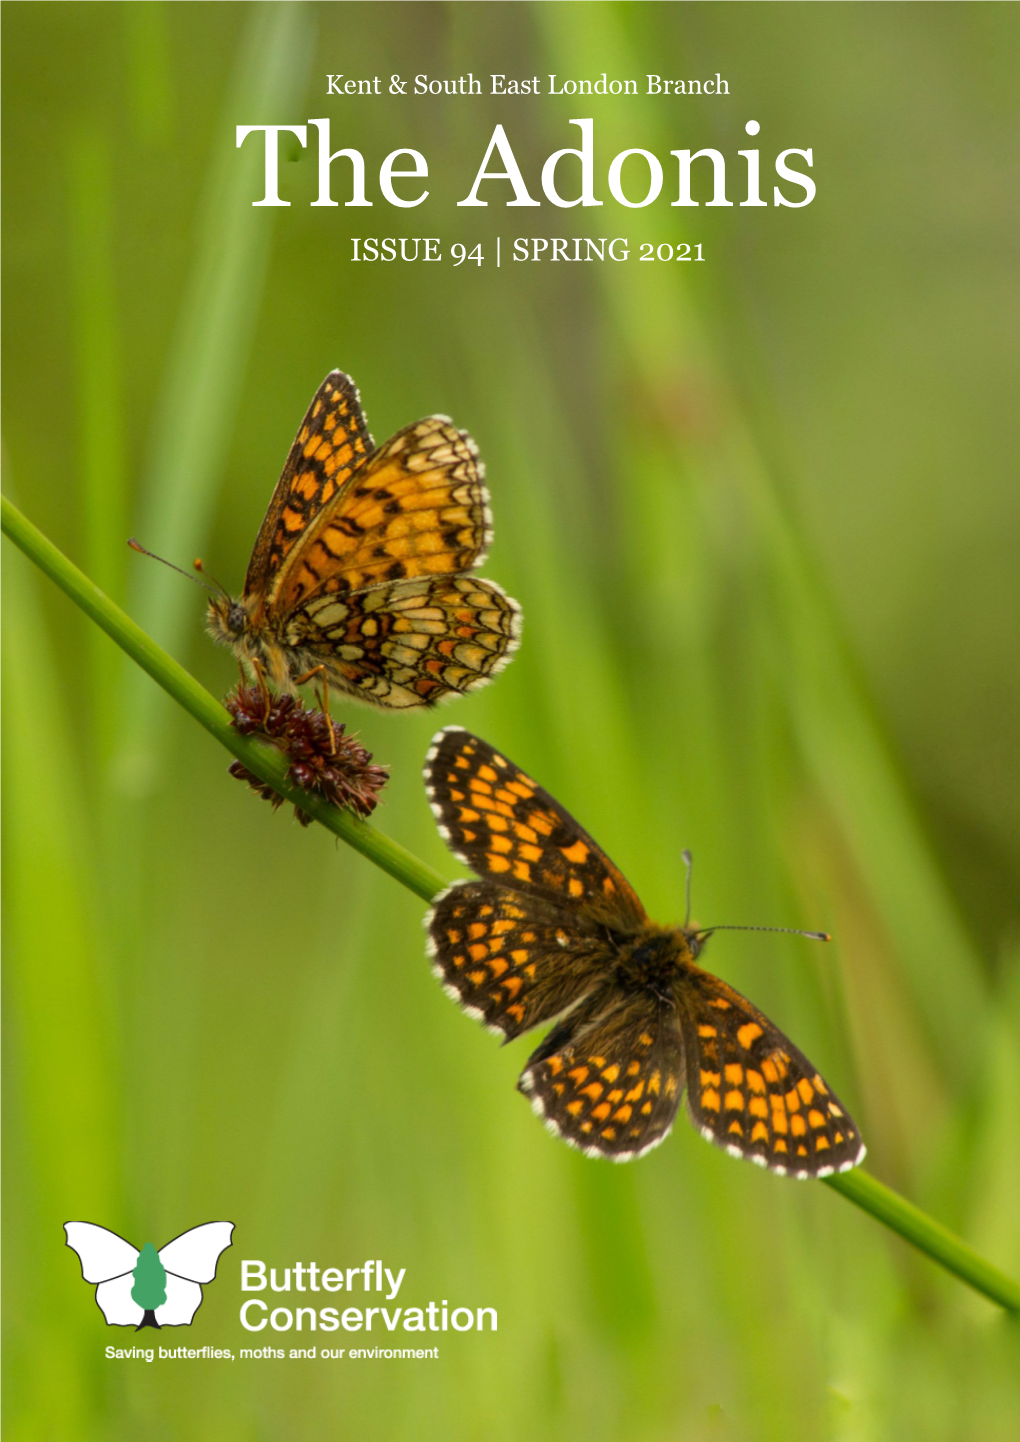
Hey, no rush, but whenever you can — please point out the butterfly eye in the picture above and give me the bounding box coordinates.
[228,603,246,635]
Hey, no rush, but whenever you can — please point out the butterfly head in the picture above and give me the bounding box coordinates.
[127,539,246,647]
[677,852,828,954]
[681,926,705,960]
[206,593,249,645]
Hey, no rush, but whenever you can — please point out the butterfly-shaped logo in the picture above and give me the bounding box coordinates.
[64,1221,234,1329]
[424,729,865,1176]
[207,372,521,709]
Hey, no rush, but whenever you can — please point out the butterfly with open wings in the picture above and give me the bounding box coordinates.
[423,728,865,1175]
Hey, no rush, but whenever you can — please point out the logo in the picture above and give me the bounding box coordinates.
[64,1221,234,1329]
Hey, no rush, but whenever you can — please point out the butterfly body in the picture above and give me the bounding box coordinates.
[208,375,521,709]
[424,728,865,1174]
[610,924,697,999]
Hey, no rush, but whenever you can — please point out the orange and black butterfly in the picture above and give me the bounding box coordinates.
[207,373,521,709]
[424,728,865,1175]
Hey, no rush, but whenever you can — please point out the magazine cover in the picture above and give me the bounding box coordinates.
[4,3,1019,1438]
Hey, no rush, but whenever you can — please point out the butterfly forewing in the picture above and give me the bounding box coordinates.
[519,987,686,1160]
[272,417,491,614]
[244,372,374,604]
[424,729,647,927]
[64,1223,139,1283]
[679,969,865,1177]
[427,880,612,1040]
[291,575,520,708]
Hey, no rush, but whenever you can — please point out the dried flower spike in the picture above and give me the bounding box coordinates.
[224,684,388,824]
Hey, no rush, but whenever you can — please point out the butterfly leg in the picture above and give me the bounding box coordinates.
[293,665,335,751]
[246,656,273,724]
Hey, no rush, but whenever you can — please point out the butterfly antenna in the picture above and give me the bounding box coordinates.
[694,923,831,943]
[128,539,223,596]
[192,556,230,596]
[682,849,694,928]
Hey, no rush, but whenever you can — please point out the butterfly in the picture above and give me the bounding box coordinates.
[64,1221,234,1329]
[207,372,522,710]
[423,728,865,1175]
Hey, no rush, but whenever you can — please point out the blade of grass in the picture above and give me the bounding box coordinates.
[964,948,1020,1291]
[4,490,1018,1315]
[67,125,128,770]
[123,1,173,149]
[118,0,315,797]
[2,539,122,1440]
[2,554,121,1201]
[100,0,316,1047]
[824,1169,1020,1312]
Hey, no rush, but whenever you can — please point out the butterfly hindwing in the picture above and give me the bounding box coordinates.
[424,729,647,927]
[151,1278,205,1327]
[272,416,491,614]
[245,371,375,603]
[679,968,865,1177]
[519,987,686,1160]
[426,880,612,1040]
[290,575,521,708]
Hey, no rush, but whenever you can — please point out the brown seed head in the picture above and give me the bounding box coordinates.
[224,684,388,823]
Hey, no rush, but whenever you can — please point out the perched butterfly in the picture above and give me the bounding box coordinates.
[423,729,865,1175]
[64,1221,234,1329]
[207,372,521,709]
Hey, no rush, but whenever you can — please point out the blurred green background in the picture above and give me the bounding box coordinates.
[4,3,1020,1438]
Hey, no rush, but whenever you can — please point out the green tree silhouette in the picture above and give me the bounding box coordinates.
[131,1243,167,1330]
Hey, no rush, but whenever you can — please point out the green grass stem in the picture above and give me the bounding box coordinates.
[825,1168,1020,1312]
[3,491,1017,1314]
[2,495,442,905]
[121,1,315,790]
